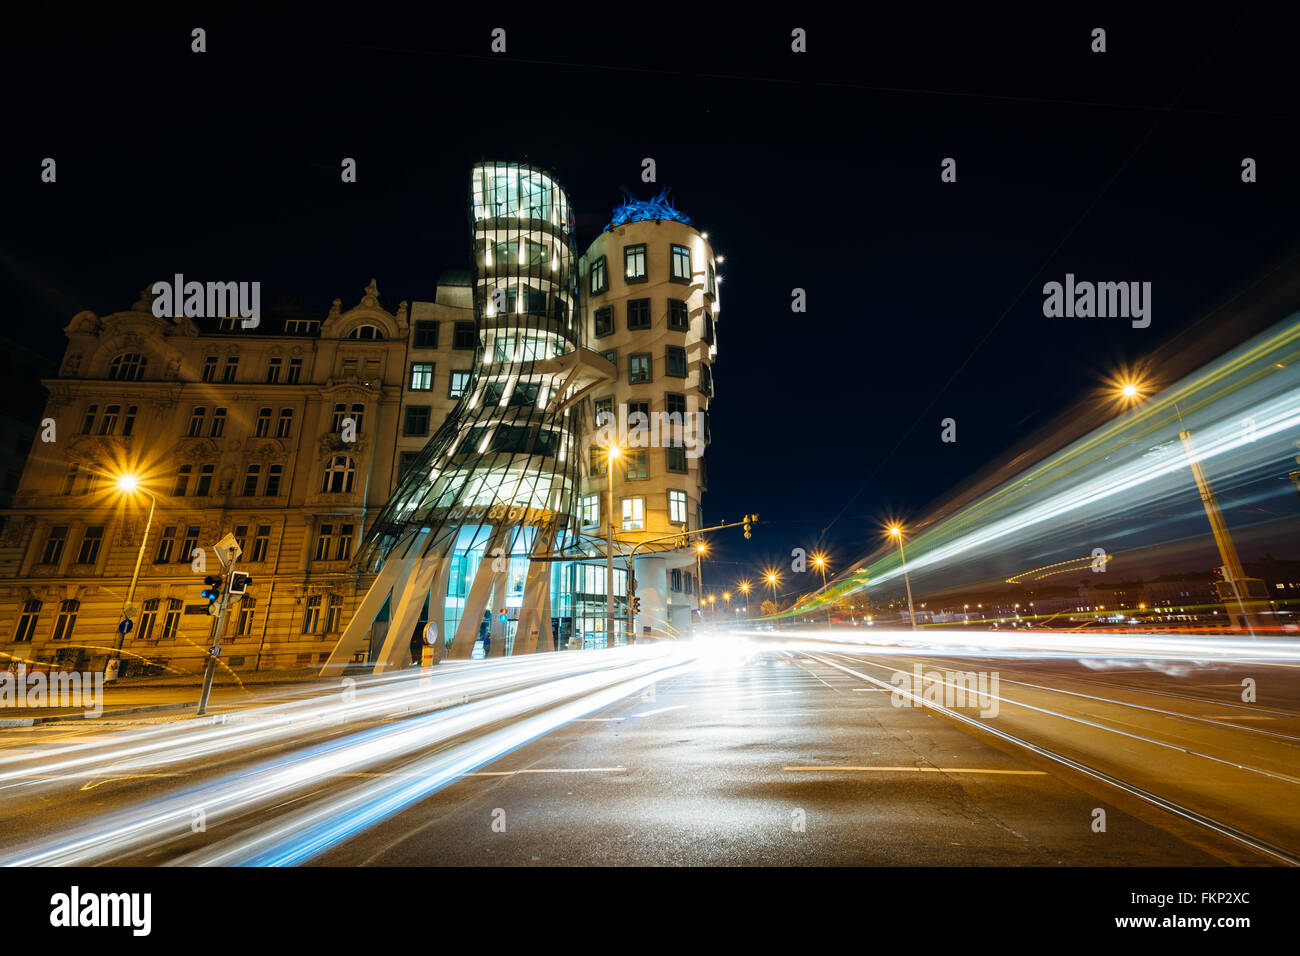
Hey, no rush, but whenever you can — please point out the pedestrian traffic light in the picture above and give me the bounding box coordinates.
[201,574,223,611]
[499,608,508,622]
[228,571,252,596]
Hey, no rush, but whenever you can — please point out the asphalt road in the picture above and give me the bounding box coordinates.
[0,640,1293,866]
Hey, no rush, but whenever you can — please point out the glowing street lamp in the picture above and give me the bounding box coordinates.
[695,540,709,624]
[887,524,918,630]
[113,473,157,674]
[738,580,751,617]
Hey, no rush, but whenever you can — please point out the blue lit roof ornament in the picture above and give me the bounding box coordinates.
[606,187,693,230]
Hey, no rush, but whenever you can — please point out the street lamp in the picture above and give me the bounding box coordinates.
[811,551,830,626]
[113,474,157,675]
[605,443,622,648]
[695,540,708,625]
[887,525,918,630]
[738,580,751,618]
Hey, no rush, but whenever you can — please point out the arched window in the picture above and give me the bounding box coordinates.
[108,353,147,381]
[321,455,356,494]
[347,325,384,340]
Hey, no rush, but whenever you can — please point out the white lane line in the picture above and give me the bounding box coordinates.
[783,766,1047,775]
[341,767,627,779]
[630,705,686,717]
[572,717,626,722]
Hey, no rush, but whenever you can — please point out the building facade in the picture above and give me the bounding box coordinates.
[0,165,720,676]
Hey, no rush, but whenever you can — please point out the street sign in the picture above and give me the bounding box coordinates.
[423,623,438,646]
[213,532,242,568]
[117,619,133,635]
[123,603,138,621]
[209,646,221,657]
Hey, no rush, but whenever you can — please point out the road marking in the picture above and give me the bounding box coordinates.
[783,766,1047,775]
[465,767,627,777]
[572,717,625,721]
[631,705,686,717]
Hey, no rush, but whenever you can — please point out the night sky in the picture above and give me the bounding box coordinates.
[3,7,1297,602]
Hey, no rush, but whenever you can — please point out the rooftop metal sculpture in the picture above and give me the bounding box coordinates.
[606,187,693,230]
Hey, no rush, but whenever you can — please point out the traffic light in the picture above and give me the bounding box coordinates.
[201,575,223,614]
[631,596,641,615]
[499,608,508,623]
[743,513,757,539]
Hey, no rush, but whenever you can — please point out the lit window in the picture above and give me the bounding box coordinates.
[671,244,691,282]
[669,489,688,524]
[621,497,645,531]
[624,244,647,283]
[590,255,608,295]
[449,370,471,398]
[580,494,600,526]
[410,362,434,391]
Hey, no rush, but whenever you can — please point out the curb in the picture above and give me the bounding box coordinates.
[0,700,198,727]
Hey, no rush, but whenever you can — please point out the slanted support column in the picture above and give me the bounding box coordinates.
[447,524,510,659]
[513,521,559,655]
[319,536,418,677]
[374,549,442,674]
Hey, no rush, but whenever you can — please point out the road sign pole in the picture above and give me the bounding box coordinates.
[197,544,240,716]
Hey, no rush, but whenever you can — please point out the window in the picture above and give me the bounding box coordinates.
[251,525,271,563]
[161,599,181,641]
[348,403,365,433]
[123,405,138,436]
[629,353,652,384]
[83,467,102,496]
[179,526,200,564]
[667,442,688,473]
[666,392,687,418]
[707,263,716,296]
[254,407,272,438]
[624,244,647,283]
[580,494,600,526]
[284,319,319,335]
[325,594,343,633]
[409,362,434,391]
[315,523,338,561]
[276,408,294,438]
[449,370,471,398]
[666,345,687,377]
[201,355,217,382]
[75,527,103,565]
[330,403,347,432]
[235,598,256,638]
[155,525,177,563]
[589,446,608,478]
[173,464,192,497]
[186,407,206,438]
[218,317,240,331]
[398,451,420,480]
[301,595,322,634]
[699,362,713,396]
[342,359,358,378]
[61,463,79,495]
[14,600,40,642]
[413,320,439,349]
[195,463,214,496]
[671,244,691,281]
[222,357,239,382]
[265,464,283,497]
[337,523,354,561]
[266,358,282,384]
[671,569,683,592]
[621,497,645,531]
[287,358,302,383]
[593,396,613,427]
[524,287,547,314]
[703,311,715,346]
[233,524,249,555]
[590,255,608,295]
[108,353,147,381]
[242,464,261,497]
[348,324,385,340]
[98,405,120,435]
[209,408,227,438]
[82,403,98,435]
[41,526,68,564]
[627,298,651,331]
[594,307,614,338]
[51,599,79,641]
[669,489,688,524]
[668,299,690,331]
[625,449,648,480]
[404,406,431,437]
[322,456,356,493]
[453,322,477,350]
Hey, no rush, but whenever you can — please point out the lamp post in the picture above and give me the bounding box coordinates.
[605,444,621,648]
[738,580,751,618]
[695,541,708,625]
[112,475,156,676]
[812,551,830,627]
[888,525,918,630]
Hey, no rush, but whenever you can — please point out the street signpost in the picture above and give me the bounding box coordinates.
[197,535,243,716]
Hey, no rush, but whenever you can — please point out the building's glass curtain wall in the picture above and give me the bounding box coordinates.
[345,162,593,659]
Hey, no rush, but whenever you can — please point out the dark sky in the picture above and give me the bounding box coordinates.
[3,7,1297,601]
